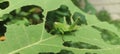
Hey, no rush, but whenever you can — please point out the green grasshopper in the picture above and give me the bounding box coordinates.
[51,17,84,41]
[49,11,88,35]
[50,17,79,35]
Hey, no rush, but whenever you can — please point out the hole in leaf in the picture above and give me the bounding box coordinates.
[0,1,9,10]
[38,49,74,54]
[85,52,97,54]
[14,52,20,54]
[92,26,120,45]
[45,5,72,35]
[72,12,87,25]
[38,52,54,54]
[63,41,101,49]
[2,5,44,26]
[45,5,86,35]
[56,49,74,54]
[85,52,91,54]
[0,21,6,41]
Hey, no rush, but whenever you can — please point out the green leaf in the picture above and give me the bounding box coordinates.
[0,0,120,54]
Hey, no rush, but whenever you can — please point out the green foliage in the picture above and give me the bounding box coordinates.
[71,0,96,14]
[96,9,111,22]
[83,0,96,14]
[0,0,120,54]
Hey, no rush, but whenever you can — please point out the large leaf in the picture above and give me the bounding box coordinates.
[0,0,120,54]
